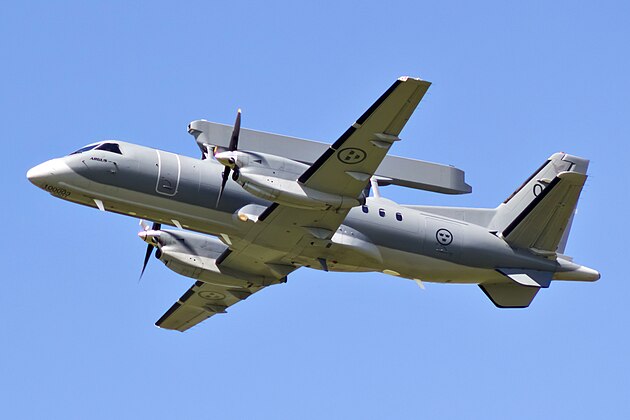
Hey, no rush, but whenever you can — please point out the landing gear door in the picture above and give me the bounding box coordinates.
[156,150,181,196]
[424,217,464,261]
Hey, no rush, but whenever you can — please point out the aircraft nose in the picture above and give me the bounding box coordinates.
[26,158,74,187]
[26,160,56,185]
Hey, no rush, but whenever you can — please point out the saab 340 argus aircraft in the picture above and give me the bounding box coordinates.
[27,77,599,332]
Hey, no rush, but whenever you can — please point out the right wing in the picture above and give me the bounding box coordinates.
[220,77,432,270]
[298,76,431,199]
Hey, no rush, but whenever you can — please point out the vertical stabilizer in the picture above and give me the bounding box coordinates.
[556,209,576,254]
[490,153,589,253]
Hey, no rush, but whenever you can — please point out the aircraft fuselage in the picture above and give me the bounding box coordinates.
[26,141,587,285]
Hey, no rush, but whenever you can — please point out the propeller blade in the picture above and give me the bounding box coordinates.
[228,109,241,151]
[216,167,231,207]
[139,243,153,281]
[215,109,240,208]
[139,221,161,281]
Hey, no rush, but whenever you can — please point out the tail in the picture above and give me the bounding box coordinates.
[406,152,598,308]
[489,152,589,254]
[478,153,598,309]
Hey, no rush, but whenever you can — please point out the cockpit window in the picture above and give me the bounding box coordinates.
[69,144,98,155]
[95,143,122,154]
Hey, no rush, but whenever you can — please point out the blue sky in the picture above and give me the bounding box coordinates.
[2,1,629,418]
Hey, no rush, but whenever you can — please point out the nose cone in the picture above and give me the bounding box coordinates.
[27,160,56,185]
[27,158,75,188]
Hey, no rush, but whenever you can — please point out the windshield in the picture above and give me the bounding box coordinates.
[95,142,122,154]
[69,144,99,155]
[69,142,123,155]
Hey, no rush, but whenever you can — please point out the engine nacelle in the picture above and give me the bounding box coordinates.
[149,229,273,287]
[216,150,366,210]
[226,150,310,176]
[236,171,365,210]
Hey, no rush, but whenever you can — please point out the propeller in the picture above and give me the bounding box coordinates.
[138,219,162,281]
[215,109,241,207]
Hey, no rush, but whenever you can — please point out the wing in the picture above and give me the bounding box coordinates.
[219,77,430,270]
[298,76,431,198]
[156,279,272,332]
[218,203,351,275]
[159,77,432,331]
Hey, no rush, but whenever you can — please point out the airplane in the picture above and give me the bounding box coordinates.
[26,76,600,332]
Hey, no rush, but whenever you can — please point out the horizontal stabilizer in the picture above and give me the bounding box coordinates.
[479,283,540,308]
[496,268,553,288]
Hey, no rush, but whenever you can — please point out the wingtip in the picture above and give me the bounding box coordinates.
[398,76,431,85]
[398,75,421,81]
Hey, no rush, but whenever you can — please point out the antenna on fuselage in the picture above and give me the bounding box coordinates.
[370,177,381,198]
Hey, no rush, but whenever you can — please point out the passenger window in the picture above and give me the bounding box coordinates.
[96,143,122,154]
[379,208,385,217]
[396,212,403,221]
[362,205,369,214]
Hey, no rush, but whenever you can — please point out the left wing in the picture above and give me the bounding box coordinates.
[156,280,273,332]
